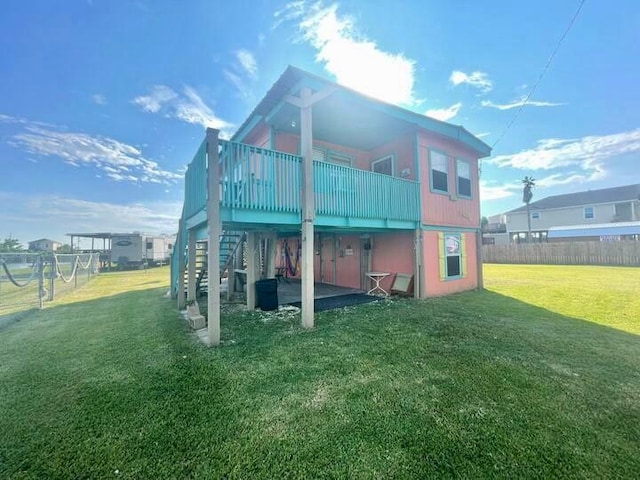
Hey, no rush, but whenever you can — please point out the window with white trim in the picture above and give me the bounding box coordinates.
[430,150,449,193]
[456,159,471,198]
[531,212,540,219]
[584,206,595,219]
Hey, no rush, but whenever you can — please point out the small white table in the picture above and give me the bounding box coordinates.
[366,271,390,296]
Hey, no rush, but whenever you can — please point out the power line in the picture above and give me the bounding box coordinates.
[490,0,587,151]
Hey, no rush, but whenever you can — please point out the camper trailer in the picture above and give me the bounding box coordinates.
[111,233,174,269]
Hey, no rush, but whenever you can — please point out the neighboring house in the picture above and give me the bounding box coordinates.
[482,213,509,245]
[28,238,61,252]
[171,66,491,343]
[505,184,640,243]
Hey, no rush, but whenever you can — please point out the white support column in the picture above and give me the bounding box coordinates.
[414,229,422,299]
[267,232,277,279]
[206,128,221,347]
[246,232,257,310]
[177,227,186,309]
[187,228,197,301]
[300,87,315,329]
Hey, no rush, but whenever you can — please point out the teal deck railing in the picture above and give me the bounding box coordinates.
[181,138,421,224]
[183,140,207,220]
[219,141,302,213]
[314,161,420,221]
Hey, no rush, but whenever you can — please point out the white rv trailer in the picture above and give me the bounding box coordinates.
[111,233,175,268]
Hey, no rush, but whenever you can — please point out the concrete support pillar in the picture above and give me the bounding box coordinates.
[187,229,197,301]
[206,128,221,347]
[246,232,257,310]
[300,87,315,329]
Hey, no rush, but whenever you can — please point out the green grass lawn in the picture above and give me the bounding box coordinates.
[1,265,639,478]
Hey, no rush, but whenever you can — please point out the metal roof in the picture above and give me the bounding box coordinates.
[547,221,640,238]
[508,184,640,214]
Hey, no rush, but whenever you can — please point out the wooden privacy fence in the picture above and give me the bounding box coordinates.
[482,242,640,266]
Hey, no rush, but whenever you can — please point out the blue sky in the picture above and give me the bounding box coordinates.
[1,0,638,247]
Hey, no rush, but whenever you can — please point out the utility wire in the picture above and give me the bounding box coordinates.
[490,0,587,151]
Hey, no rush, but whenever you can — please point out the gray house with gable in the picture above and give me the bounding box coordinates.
[505,184,640,243]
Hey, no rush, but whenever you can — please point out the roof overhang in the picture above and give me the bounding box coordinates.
[232,66,491,157]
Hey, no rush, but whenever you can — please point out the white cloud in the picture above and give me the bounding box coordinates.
[489,129,640,188]
[480,180,519,201]
[279,1,416,106]
[132,86,233,134]
[426,102,462,122]
[236,49,257,77]
[490,129,640,171]
[475,132,491,139]
[5,118,182,185]
[92,94,107,105]
[132,85,178,113]
[481,97,565,110]
[450,71,493,93]
[0,192,182,243]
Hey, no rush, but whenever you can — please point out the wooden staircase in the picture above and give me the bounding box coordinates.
[184,231,245,296]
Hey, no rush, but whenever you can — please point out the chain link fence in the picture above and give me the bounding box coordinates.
[0,252,100,328]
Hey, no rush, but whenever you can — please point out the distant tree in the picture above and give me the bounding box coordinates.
[0,236,24,253]
[522,176,536,243]
[481,216,489,232]
[56,244,73,254]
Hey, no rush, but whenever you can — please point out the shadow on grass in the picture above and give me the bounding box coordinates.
[1,286,638,478]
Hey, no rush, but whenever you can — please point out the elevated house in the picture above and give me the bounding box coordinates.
[171,66,491,345]
[505,184,640,243]
[28,238,61,252]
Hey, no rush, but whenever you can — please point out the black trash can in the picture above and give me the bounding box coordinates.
[255,278,278,311]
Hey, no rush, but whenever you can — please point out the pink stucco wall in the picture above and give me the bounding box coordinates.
[245,122,270,148]
[417,131,481,228]
[422,231,478,296]
[274,232,418,293]
[369,132,417,180]
[370,231,415,293]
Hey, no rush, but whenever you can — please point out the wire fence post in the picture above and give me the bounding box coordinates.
[50,254,56,301]
[38,255,45,309]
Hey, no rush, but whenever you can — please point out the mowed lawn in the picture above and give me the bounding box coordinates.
[1,265,639,478]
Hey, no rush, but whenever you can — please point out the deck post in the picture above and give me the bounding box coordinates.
[246,232,257,310]
[267,232,277,279]
[414,229,423,299]
[177,224,186,309]
[206,128,221,347]
[300,87,315,329]
[187,228,197,301]
[476,229,484,290]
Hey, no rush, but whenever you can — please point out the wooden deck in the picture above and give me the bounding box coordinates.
[275,279,364,305]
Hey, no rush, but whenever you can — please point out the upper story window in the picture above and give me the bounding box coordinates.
[584,206,595,219]
[531,212,540,219]
[430,150,449,193]
[372,155,394,176]
[456,159,472,198]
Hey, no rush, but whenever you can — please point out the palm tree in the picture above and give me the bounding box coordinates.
[522,176,535,243]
